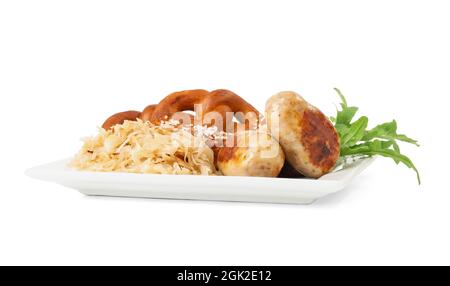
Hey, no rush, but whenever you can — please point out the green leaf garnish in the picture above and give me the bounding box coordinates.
[332,88,421,184]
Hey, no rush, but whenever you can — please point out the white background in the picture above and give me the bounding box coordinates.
[0,0,448,265]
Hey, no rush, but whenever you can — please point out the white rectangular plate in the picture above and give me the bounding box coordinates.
[25,158,373,204]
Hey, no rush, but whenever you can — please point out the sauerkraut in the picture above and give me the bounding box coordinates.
[69,119,218,175]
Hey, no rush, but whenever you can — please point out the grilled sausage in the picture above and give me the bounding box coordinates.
[217,130,285,177]
[265,91,340,178]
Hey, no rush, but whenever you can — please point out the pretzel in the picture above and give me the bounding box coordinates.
[140,104,158,123]
[101,105,157,131]
[102,110,143,130]
[149,89,260,132]
[102,89,260,130]
[101,89,284,177]
[101,104,194,131]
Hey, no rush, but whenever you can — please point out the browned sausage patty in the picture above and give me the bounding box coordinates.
[265,91,340,178]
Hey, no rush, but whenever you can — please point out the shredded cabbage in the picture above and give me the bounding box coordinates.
[69,119,218,175]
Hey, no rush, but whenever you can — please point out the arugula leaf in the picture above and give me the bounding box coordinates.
[334,88,359,125]
[340,116,368,147]
[363,120,419,146]
[392,141,401,164]
[333,89,420,184]
[336,106,358,125]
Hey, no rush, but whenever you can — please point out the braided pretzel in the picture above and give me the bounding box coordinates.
[102,89,259,131]
[149,89,260,132]
[101,89,285,177]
